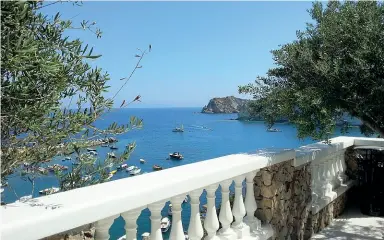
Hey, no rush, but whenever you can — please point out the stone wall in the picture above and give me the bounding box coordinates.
[304,192,347,238]
[254,159,312,240]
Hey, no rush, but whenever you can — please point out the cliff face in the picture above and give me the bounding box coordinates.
[201,96,250,114]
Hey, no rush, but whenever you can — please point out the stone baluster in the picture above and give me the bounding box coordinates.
[188,189,204,240]
[218,179,237,240]
[94,215,118,240]
[244,171,261,233]
[121,208,143,240]
[149,201,166,240]
[231,175,250,238]
[204,184,220,240]
[170,195,186,240]
[319,162,327,202]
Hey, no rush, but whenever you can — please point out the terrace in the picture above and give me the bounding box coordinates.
[2,136,384,240]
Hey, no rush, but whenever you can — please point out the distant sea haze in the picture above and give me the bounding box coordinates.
[2,107,365,239]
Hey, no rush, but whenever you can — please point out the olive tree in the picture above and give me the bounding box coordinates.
[1,0,149,193]
[239,1,384,141]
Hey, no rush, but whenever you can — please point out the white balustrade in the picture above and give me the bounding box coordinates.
[4,136,383,240]
[231,175,250,238]
[204,184,220,240]
[94,215,118,240]
[188,189,204,240]
[170,195,186,240]
[149,201,166,240]
[121,208,143,240]
[218,179,237,240]
[244,171,261,233]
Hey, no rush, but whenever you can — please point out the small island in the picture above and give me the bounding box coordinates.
[201,96,250,114]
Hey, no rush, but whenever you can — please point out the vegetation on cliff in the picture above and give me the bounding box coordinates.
[239,1,384,140]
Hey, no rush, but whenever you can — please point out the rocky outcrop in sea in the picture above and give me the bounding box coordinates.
[201,96,250,114]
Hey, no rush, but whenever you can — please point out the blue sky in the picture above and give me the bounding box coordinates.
[43,1,314,108]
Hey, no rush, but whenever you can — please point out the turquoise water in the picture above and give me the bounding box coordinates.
[2,107,365,239]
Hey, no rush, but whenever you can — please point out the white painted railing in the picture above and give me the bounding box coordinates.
[2,137,384,240]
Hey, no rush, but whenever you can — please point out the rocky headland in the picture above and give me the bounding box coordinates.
[201,96,250,114]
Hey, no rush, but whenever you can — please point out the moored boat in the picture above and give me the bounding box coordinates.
[172,124,184,132]
[153,165,163,171]
[160,217,171,233]
[126,166,135,172]
[169,152,183,160]
[141,232,150,240]
[129,167,141,175]
[267,128,281,132]
[110,145,118,150]
[108,152,116,158]
[109,170,117,175]
[117,163,128,170]
[39,187,60,195]
[183,195,188,203]
[87,148,96,152]
[65,156,71,160]
[140,158,146,164]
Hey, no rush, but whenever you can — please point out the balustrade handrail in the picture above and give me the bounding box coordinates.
[2,149,294,240]
[2,136,384,240]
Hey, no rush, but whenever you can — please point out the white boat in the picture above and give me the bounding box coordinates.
[126,166,135,172]
[172,124,184,132]
[141,232,150,240]
[168,203,173,216]
[65,156,71,160]
[267,128,281,132]
[106,173,113,180]
[1,188,4,193]
[39,187,60,195]
[118,163,128,170]
[183,195,189,203]
[130,167,141,175]
[160,217,171,233]
[87,148,96,152]
[140,159,146,164]
[18,195,32,203]
[108,152,116,158]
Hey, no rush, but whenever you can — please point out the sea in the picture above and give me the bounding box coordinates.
[1,107,365,239]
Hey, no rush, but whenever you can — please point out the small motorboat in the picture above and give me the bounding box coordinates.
[267,128,281,132]
[117,163,128,170]
[110,145,118,150]
[141,232,150,240]
[153,165,163,171]
[39,187,60,195]
[168,204,173,216]
[108,152,116,158]
[169,152,183,160]
[101,144,109,147]
[183,195,189,203]
[126,166,136,172]
[172,124,184,132]
[130,167,141,175]
[160,217,171,233]
[18,195,32,203]
[37,167,47,174]
[65,156,71,160]
[87,148,96,152]
[1,188,4,193]
[109,170,117,175]
[81,175,91,181]
[140,159,146,164]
